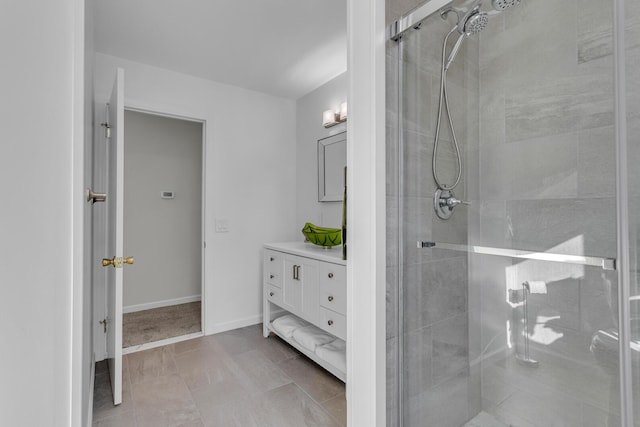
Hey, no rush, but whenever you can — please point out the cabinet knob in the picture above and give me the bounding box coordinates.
[327,320,334,326]
[270,257,275,261]
[328,272,334,278]
[328,296,334,302]
[269,292,274,297]
[269,274,275,279]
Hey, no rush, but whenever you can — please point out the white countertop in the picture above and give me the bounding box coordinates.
[264,241,347,265]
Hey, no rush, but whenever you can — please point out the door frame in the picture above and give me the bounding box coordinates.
[122,105,208,349]
[346,0,387,425]
[93,103,208,358]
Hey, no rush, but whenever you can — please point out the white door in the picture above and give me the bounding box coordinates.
[105,68,126,405]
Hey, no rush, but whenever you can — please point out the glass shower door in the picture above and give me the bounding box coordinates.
[390,0,629,425]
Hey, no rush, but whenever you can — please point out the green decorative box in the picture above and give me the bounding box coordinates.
[301,222,342,248]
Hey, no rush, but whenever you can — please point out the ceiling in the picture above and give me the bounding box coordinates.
[94,0,347,100]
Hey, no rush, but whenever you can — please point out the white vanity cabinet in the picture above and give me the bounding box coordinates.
[262,242,347,380]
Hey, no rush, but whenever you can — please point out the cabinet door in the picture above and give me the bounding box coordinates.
[298,258,318,324]
[281,255,319,323]
[282,258,302,314]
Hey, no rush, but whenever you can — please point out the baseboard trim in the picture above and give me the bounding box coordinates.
[207,314,263,335]
[123,331,204,355]
[123,295,201,314]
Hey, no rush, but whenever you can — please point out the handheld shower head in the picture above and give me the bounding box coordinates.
[463,11,488,35]
[441,0,485,35]
[444,10,488,70]
[445,32,467,71]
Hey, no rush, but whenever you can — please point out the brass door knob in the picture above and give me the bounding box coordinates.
[102,256,134,268]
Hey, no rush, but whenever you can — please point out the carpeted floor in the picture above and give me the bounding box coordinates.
[123,301,201,348]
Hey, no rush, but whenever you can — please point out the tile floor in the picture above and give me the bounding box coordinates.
[93,324,346,427]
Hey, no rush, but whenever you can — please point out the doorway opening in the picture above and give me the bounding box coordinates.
[121,109,205,352]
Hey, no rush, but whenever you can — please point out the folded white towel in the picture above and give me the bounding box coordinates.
[292,325,336,352]
[316,339,346,373]
[271,314,309,338]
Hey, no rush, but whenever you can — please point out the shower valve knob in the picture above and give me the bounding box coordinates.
[446,197,470,208]
[434,189,469,220]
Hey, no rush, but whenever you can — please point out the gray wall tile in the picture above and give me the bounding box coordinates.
[432,313,470,384]
[578,125,616,198]
[506,74,614,143]
[507,198,617,258]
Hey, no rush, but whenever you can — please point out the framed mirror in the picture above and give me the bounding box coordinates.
[318,131,347,202]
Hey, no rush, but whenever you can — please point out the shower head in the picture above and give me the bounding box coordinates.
[441,0,523,28]
[441,0,485,35]
[444,10,488,70]
[491,0,522,11]
[455,4,489,36]
[463,11,488,35]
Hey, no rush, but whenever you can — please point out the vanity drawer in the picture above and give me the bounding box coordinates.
[319,263,346,315]
[264,250,283,288]
[319,307,346,341]
[265,284,282,306]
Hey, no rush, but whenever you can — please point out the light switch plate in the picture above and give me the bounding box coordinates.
[215,219,229,233]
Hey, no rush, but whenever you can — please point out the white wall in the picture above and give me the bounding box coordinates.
[123,111,203,308]
[0,0,85,425]
[94,53,298,338]
[295,72,348,229]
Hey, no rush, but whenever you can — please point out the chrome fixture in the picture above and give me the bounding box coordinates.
[440,1,489,71]
[417,241,617,271]
[432,1,490,196]
[433,189,470,220]
[431,0,524,219]
[513,281,539,368]
[86,188,107,204]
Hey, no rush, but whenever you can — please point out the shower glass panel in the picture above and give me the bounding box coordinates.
[628,0,640,423]
[390,0,628,425]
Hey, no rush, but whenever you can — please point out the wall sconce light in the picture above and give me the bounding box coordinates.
[322,101,348,128]
[339,102,347,121]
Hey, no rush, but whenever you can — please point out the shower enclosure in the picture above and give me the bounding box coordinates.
[386,0,639,425]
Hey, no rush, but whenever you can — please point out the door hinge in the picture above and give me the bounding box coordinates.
[99,318,108,334]
[101,122,111,139]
